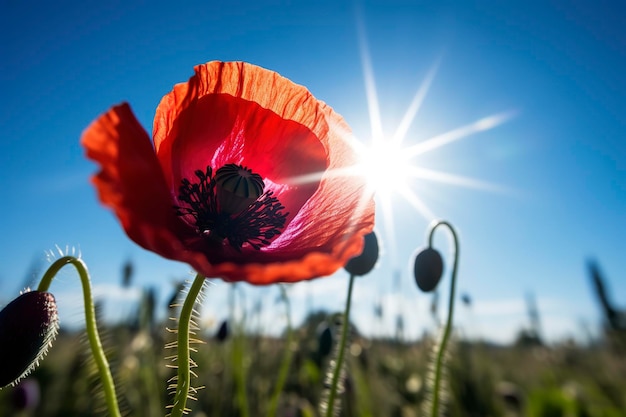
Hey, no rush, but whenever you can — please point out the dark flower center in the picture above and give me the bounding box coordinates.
[174,164,288,251]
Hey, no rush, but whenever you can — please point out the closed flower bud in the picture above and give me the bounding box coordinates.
[215,319,229,342]
[0,291,59,388]
[317,323,333,358]
[413,247,443,292]
[344,232,379,276]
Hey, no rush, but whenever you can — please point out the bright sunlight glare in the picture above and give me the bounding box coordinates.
[355,13,516,271]
[356,141,414,198]
[287,14,516,266]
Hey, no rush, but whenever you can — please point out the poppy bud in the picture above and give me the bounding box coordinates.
[215,320,229,342]
[344,232,379,276]
[317,323,333,358]
[413,247,443,292]
[0,291,59,388]
[121,259,134,288]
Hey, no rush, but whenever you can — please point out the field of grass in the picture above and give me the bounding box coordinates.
[1,307,624,417]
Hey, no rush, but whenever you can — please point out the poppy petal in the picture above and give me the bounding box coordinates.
[153,63,329,238]
[81,103,195,259]
[150,62,375,283]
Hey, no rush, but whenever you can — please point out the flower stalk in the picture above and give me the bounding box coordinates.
[169,273,206,417]
[426,221,460,417]
[36,256,121,417]
[324,272,356,417]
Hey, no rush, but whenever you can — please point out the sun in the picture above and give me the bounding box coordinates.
[352,15,516,263]
[355,140,414,199]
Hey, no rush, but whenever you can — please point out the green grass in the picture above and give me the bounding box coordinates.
[1,318,624,417]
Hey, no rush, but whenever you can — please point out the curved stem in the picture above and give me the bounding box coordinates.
[267,285,294,417]
[427,221,460,417]
[36,256,121,417]
[325,273,356,417]
[169,273,205,417]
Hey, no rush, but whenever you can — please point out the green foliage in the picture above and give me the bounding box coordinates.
[1,321,625,417]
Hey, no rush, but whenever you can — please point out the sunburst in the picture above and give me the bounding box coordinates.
[284,23,514,270]
[352,16,515,264]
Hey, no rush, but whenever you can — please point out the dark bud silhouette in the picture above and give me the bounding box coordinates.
[461,292,472,307]
[0,291,59,387]
[215,320,229,342]
[121,259,134,288]
[317,323,333,358]
[413,247,444,292]
[344,232,379,276]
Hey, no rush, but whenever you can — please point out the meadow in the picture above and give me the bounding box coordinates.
[1,288,624,417]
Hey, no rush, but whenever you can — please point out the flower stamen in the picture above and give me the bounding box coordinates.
[174,165,288,251]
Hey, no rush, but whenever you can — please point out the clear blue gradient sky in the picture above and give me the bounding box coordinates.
[1,1,624,343]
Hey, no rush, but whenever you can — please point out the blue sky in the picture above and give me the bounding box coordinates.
[1,1,624,344]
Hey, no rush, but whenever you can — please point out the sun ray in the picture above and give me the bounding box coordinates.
[283,171,325,186]
[407,166,512,194]
[349,181,378,245]
[355,11,440,262]
[356,10,384,144]
[379,196,398,266]
[350,12,518,273]
[392,57,442,146]
[405,110,517,158]
[281,163,377,251]
[396,187,436,221]
[284,166,357,187]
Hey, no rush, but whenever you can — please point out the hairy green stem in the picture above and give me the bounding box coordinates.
[37,256,121,417]
[267,285,294,417]
[169,273,205,417]
[325,273,356,417]
[427,221,460,417]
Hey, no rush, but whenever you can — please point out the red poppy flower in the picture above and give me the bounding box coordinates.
[82,61,375,284]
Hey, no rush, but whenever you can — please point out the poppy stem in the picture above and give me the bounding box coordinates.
[325,272,356,417]
[36,256,121,417]
[169,273,205,417]
[267,285,294,417]
[427,220,460,417]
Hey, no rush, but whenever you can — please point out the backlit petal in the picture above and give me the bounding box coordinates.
[84,63,375,284]
[150,62,375,282]
[81,103,195,258]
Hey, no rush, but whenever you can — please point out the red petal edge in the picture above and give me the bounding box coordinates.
[81,103,195,260]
